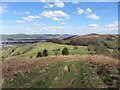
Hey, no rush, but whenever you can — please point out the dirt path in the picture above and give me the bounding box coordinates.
[63,64,78,88]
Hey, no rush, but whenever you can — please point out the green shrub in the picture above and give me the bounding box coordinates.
[43,49,48,57]
[62,47,69,55]
[36,52,42,57]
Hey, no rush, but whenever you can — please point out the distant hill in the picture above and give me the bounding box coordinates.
[48,33,119,49]
[1,34,72,41]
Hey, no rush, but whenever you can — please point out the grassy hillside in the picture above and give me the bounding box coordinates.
[2,55,120,88]
[3,42,94,60]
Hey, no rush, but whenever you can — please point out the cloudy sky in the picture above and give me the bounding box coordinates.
[0,1,118,35]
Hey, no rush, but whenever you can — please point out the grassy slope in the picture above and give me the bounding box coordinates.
[104,40,118,49]
[11,44,35,55]
[3,55,119,88]
[5,42,93,60]
[0,49,12,58]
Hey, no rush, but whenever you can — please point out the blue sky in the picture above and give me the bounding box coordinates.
[0,1,118,35]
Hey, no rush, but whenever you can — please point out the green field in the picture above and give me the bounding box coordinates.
[3,42,94,60]
[0,49,13,58]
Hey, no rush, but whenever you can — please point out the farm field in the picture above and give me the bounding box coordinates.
[2,55,120,88]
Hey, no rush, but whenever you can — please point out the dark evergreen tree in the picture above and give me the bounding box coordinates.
[36,52,42,57]
[62,47,69,55]
[43,49,48,57]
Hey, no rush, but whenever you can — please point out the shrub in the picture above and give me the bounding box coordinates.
[73,45,78,50]
[12,49,15,52]
[30,56,33,58]
[53,48,61,56]
[13,52,21,56]
[62,47,69,55]
[36,52,42,57]
[87,44,95,51]
[94,44,110,56]
[43,49,48,57]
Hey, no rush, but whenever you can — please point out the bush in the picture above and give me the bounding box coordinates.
[73,45,78,50]
[62,47,69,55]
[87,44,95,51]
[30,56,33,58]
[12,49,15,52]
[43,49,48,57]
[94,44,110,56]
[36,52,42,57]
[13,52,21,56]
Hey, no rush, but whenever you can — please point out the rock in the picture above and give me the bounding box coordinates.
[54,77,58,81]
[64,66,68,72]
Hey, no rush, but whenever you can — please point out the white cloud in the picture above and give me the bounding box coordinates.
[61,22,66,24]
[87,14,100,20]
[43,0,64,8]
[22,17,33,21]
[77,8,84,14]
[44,3,54,8]
[40,10,70,21]
[52,17,64,21]
[0,4,8,13]
[22,15,41,21]
[33,22,46,25]
[89,24,99,27]
[85,8,92,14]
[54,0,65,8]
[106,21,118,31]
[16,20,25,23]
[88,21,118,32]
[25,11,30,14]
[28,15,40,19]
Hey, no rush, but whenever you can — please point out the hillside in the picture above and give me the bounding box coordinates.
[62,33,119,44]
[1,34,71,41]
[49,34,119,51]
[2,55,120,88]
[1,42,94,60]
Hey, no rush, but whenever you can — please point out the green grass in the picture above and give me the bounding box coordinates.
[11,44,35,55]
[3,55,120,88]
[27,42,87,55]
[2,57,70,88]
[4,42,91,60]
[104,40,118,49]
[108,49,113,53]
[0,49,12,58]
[70,61,105,88]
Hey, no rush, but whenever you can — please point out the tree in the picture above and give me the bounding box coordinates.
[62,47,69,55]
[36,52,42,57]
[43,49,48,57]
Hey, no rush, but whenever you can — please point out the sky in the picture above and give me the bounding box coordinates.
[0,1,119,35]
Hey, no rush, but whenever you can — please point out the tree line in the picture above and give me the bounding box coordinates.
[36,47,69,58]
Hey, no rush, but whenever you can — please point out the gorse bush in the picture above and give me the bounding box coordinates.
[36,52,42,57]
[62,47,69,55]
[43,49,48,57]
